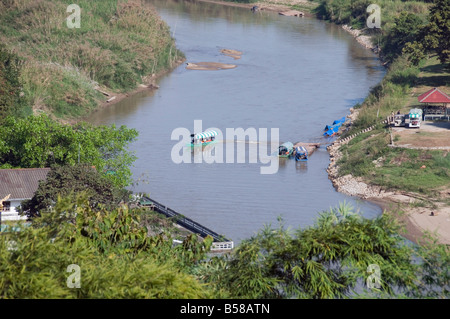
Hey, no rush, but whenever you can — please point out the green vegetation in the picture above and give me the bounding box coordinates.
[2,200,448,298]
[313,0,429,29]
[19,164,130,218]
[335,56,450,196]
[0,46,30,119]
[404,0,450,66]
[202,204,449,298]
[1,194,214,298]
[0,0,449,300]
[0,114,138,187]
[339,133,450,194]
[325,0,450,197]
[0,0,183,119]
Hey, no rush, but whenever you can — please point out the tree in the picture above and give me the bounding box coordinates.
[19,164,129,218]
[404,0,450,65]
[1,194,215,299]
[200,203,449,299]
[382,12,424,63]
[422,0,450,64]
[0,114,138,187]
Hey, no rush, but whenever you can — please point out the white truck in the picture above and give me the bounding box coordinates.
[408,108,422,128]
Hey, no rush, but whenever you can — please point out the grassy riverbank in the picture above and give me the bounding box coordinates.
[0,0,183,120]
[219,0,450,243]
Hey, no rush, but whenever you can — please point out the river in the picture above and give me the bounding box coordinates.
[88,0,386,243]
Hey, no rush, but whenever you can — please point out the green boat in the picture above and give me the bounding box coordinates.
[189,130,218,147]
[278,142,294,157]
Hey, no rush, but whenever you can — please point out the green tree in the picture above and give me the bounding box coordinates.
[382,12,424,63]
[19,164,129,218]
[0,224,213,298]
[404,0,450,65]
[0,114,138,187]
[0,194,215,298]
[200,203,449,299]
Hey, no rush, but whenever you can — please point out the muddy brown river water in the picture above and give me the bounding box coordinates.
[88,0,386,243]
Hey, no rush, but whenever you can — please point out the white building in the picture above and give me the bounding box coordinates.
[0,168,50,221]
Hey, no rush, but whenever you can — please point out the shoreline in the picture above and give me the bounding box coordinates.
[72,58,185,125]
[326,113,450,245]
[77,0,447,245]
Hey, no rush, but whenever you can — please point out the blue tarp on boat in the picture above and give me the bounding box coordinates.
[324,116,346,136]
[324,125,340,136]
[324,123,342,131]
[333,116,346,125]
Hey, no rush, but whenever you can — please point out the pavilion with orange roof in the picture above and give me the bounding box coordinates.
[418,87,450,121]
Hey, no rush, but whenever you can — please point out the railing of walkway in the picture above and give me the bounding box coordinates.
[140,196,233,249]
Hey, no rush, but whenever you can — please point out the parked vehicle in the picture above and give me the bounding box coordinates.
[408,108,422,128]
[393,114,406,126]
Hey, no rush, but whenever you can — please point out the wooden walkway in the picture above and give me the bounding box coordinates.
[140,196,234,251]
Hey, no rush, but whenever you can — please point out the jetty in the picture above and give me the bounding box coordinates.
[139,196,234,251]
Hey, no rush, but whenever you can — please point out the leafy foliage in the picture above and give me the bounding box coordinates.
[19,164,129,218]
[0,194,215,298]
[1,197,448,298]
[0,114,138,187]
[404,0,450,66]
[381,12,424,63]
[200,203,449,299]
[315,0,372,28]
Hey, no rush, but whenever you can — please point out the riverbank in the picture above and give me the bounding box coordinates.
[0,0,183,122]
[327,128,450,245]
[76,58,185,124]
[209,0,449,245]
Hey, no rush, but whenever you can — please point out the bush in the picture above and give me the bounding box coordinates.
[1,194,215,298]
[0,114,138,187]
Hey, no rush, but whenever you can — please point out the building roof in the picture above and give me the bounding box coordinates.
[0,168,51,200]
[418,87,450,104]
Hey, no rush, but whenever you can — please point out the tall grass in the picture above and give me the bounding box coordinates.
[372,149,450,194]
[339,134,450,194]
[0,0,184,119]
